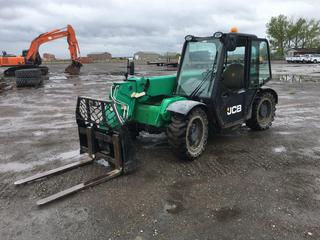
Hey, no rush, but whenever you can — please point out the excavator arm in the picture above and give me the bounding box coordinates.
[26,25,82,74]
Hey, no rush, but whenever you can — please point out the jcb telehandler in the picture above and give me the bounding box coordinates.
[15,29,277,205]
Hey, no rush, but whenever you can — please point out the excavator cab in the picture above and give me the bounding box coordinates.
[22,50,28,57]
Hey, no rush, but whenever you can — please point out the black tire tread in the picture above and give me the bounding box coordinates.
[167,108,208,161]
[246,92,276,131]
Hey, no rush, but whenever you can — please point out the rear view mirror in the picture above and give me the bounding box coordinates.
[125,59,135,79]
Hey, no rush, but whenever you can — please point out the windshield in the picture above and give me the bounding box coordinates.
[176,39,222,98]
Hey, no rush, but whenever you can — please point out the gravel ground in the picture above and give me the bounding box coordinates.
[0,62,320,240]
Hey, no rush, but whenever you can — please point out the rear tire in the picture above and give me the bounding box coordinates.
[246,92,276,130]
[167,108,208,160]
[15,68,41,78]
[15,69,42,88]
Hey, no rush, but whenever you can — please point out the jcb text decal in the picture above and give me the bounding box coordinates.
[227,105,242,115]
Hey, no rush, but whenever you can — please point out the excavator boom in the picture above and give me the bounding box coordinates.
[26,25,81,63]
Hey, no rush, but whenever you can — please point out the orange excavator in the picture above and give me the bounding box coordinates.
[0,25,82,76]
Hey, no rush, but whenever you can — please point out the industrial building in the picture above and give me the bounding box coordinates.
[87,52,112,61]
[134,51,161,61]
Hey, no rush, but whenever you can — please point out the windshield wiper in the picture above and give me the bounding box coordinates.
[189,68,213,98]
[189,52,218,98]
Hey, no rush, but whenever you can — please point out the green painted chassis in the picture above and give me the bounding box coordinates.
[75,74,185,170]
[108,74,185,129]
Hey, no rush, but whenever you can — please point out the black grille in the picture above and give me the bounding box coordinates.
[76,97,118,130]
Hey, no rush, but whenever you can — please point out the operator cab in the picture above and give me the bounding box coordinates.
[175,30,272,128]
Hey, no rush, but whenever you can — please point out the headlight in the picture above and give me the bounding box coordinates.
[185,35,194,41]
[213,32,223,38]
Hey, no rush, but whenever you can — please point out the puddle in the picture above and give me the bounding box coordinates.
[0,162,32,172]
[32,130,46,137]
[56,150,80,161]
[164,200,184,214]
[0,149,83,173]
[49,74,68,80]
[273,146,287,153]
[277,131,297,135]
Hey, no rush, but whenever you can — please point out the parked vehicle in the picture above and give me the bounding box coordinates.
[286,54,320,64]
[300,54,312,63]
[286,55,302,63]
[309,54,320,63]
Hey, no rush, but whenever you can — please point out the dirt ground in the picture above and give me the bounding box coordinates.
[1,62,320,240]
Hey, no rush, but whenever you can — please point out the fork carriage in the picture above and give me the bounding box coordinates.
[14,97,135,206]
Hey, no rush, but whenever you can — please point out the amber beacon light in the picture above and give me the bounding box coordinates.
[230,27,238,33]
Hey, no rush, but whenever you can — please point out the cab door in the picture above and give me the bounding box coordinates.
[218,37,248,126]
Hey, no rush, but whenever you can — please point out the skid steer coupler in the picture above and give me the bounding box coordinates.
[14,97,136,206]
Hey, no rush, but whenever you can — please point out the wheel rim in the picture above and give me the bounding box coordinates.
[186,117,204,152]
[258,99,272,123]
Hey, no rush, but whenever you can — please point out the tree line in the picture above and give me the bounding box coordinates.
[266,15,320,57]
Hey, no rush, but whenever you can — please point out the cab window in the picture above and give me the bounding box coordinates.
[250,40,271,87]
[222,38,246,90]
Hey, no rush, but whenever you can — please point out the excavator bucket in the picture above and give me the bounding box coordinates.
[65,60,82,75]
[14,96,136,206]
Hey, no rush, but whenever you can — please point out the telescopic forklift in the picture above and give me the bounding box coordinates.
[15,29,278,205]
[0,25,82,77]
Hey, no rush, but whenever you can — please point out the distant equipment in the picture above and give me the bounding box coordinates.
[0,25,82,79]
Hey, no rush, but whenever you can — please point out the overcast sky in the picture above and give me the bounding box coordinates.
[0,0,318,58]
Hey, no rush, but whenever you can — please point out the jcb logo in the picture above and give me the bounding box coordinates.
[227,105,242,115]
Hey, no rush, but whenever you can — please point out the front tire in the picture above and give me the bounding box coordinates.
[246,92,276,130]
[167,108,208,160]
